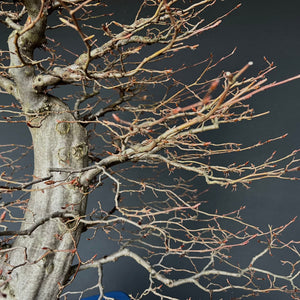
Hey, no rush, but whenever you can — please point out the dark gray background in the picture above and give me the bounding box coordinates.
[1,0,300,299]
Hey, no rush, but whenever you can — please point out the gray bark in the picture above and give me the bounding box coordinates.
[0,97,88,299]
[0,3,89,298]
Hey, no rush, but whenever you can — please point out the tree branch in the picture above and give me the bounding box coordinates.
[0,75,18,98]
[0,211,66,236]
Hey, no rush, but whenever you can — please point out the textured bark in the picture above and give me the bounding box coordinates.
[0,4,89,297]
[0,98,88,299]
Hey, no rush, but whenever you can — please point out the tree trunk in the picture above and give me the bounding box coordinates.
[0,23,89,297]
[0,95,88,299]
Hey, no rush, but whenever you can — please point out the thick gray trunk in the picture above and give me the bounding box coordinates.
[0,8,89,298]
[0,97,88,299]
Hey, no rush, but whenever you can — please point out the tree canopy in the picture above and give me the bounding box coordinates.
[0,1,299,299]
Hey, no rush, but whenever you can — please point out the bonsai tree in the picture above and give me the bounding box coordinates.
[0,0,299,299]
